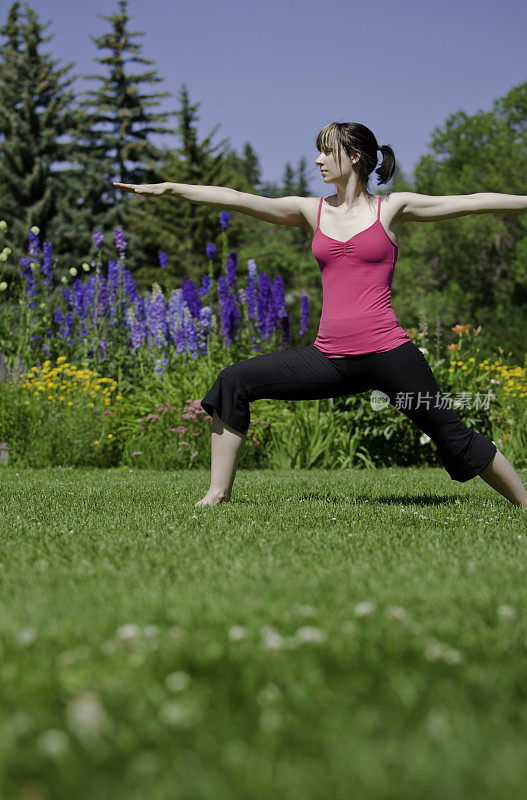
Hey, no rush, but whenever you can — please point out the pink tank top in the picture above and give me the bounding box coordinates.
[311,194,411,357]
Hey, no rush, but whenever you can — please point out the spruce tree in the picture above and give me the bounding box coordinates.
[0,1,90,287]
[71,0,179,279]
[126,81,241,291]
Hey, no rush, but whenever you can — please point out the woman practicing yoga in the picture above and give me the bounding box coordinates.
[113,121,527,510]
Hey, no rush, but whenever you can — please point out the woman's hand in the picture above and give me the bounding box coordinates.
[112,182,170,196]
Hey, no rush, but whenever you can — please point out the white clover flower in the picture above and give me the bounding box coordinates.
[294,626,327,644]
[116,623,142,641]
[18,627,37,645]
[424,641,446,661]
[0,220,7,231]
[36,729,70,756]
[340,621,356,635]
[228,625,248,642]
[442,648,463,665]
[0,282,6,290]
[82,262,90,271]
[354,601,376,618]
[30,225,40,235]
[259,625,285,650]
[420,433,431,444]
[66,692,109,740]
[69,267,77,277]
[384,605,409,622]
[100,639,118,655]
[143,624,159,638]
[497,604,517,620]
[256,683,281,704]
[164,671,190,692]
[259,708,282,732]
[291,604,315,617]
[159,700,201,727]
[424,710,450,740]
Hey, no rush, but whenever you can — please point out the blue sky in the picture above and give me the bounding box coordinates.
[9,0,527,191]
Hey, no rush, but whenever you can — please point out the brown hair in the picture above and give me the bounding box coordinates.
[316,122,396,200]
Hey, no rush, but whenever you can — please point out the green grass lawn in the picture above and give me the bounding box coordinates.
[1,465,527,800]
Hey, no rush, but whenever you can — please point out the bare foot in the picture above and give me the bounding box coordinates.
[194,491,231,508]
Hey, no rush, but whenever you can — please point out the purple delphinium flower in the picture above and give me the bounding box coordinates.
[217,274,241,345]
[114,228,127,254]
[272,274,285,313]
[198,275,212,297]
[167,288,187,354]
[145,284,168,348]
[226,252,237,289]
[206,243,216,257]
[72,278,89,337]
[28,230,41,261]
[126,298,147,351]
[198,306,212,356]
[41,241,53,287]
[256,273,277,340]
[247,259,257,280]
[277,305,291,347]
[182,306,200,359]
[220,211,229,229]
[93,230,104,250]
[106,260,121,320]
[154,351,169,375]
[181,277,200,319]
[299,295,310,335]
[18,257,37,308]
[122,267,137,306]
[158,251,168,269]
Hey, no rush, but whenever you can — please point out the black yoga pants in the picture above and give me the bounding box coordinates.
[200,341,497,482]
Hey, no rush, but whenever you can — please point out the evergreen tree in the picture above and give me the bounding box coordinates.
[124,81,246,291]
[70,0,179,278]
[0,1,90,289]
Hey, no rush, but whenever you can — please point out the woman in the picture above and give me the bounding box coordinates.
[113,121,527,510]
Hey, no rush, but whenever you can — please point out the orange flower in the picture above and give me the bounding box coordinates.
[448,343,458,352]
[451,324,472,335]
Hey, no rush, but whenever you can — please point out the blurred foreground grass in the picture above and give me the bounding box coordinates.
[1,465,526,800]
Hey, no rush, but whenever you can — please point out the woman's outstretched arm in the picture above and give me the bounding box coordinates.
[397,191,527,223]
[472,193,527,214]
[112,181,237,206]
[112,182,308,228]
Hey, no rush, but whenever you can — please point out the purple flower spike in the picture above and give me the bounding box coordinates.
[159,251,168,269]
[220,211,229,229]
[206,243,216,257]
[92,230,104,250]
[299,295,310,335]
[114,228,127,253]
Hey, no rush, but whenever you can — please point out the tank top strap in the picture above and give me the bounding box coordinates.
[317,197,323,229]
[377,194,381,220]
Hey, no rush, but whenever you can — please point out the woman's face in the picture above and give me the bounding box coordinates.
[315,145,353,181]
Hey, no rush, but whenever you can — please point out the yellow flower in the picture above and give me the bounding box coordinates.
[107,433,113,439]
[468,357,475,362]
[93,440,99,446]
